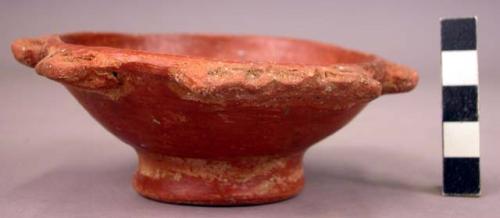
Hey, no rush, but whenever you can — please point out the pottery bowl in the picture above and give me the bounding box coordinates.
[12,32,418,205]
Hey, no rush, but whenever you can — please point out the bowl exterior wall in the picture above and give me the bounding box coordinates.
[67,81,366,159]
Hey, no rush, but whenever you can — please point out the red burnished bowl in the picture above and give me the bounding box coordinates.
[11,32,418,205]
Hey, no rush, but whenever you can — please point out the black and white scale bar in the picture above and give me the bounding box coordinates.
[441,17,480,196]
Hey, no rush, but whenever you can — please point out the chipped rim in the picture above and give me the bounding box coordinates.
[11,32,418,108]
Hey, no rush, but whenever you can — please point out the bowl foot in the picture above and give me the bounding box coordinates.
[132,150,305,205]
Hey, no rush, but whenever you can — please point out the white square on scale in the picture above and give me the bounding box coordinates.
[441,50,478,86]
[443,122,480,157]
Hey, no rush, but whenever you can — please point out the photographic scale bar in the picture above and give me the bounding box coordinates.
[441,17,480,196]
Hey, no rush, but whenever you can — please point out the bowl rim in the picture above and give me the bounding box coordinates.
[11,32,418,109]
[56,32,374,66]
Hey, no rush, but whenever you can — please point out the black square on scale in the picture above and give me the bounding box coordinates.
[441,18,476,51]
[442,86,478,122]
[443,158,480,194]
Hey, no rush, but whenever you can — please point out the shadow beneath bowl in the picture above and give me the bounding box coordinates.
[1,151,137,216]
[304,162,439,196]
[303,142,440,195]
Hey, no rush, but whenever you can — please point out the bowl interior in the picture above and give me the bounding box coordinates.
[60,33,372,66]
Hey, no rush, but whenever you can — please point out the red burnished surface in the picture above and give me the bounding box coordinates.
[66,84,367,159]
[11,32,418,205]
